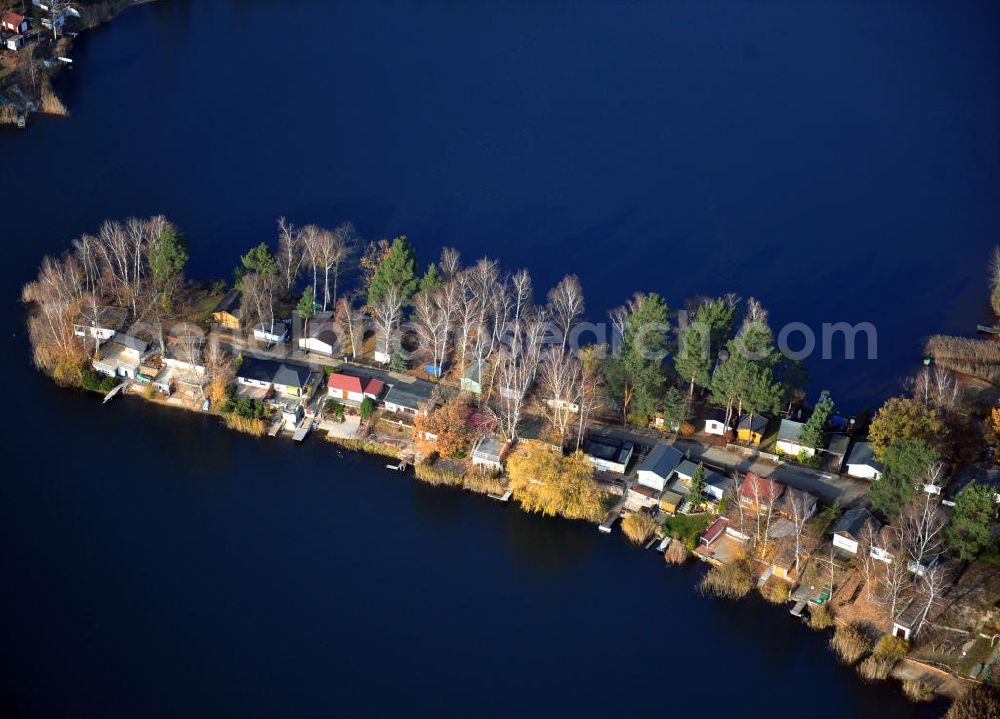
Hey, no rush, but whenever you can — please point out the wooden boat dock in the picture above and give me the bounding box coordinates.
[598,497,626,534]
[292,422,312,442]
[386,454,414,472]
[102,381,128,403]
[487,489,513,502]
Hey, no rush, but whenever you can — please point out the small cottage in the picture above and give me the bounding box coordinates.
[237,357,313,398]
[736,414,768,444]
[327,372,385,404]
[583,435,633,474]
[740,472,784,510]
[471,435,508,471]
[830,508,879,555]
[460,361,488,394]
[703,407,729,436]
[211,289,242,330]
[658,489,684,514]
[826,434,851,468]
[92,333,153,379]
[769,541,799,583]
[298,312,337,356]
[891,599,923,641]
[382,381,436,416]
[845,442,883,481]
[703,471,734,503]
[5,33,27,50]
[776,419,815,458]
[2,11,29,33]
[253,321,290,345]
[624,483,658,510]
[700,517,728,547]
[73,306,127,341]
[635,443,683,492]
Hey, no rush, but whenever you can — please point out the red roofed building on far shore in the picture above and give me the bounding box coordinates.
[327,372,385,404]
[740,472,785,510]
[2,11,29,34]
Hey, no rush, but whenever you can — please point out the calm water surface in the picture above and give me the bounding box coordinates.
[2,0,995,715]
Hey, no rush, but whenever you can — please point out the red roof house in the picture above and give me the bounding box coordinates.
[327,372,385,403]
[700,517,728,546]
[466,407,498,433]
[740,472,785,508]
[2,12,29,34]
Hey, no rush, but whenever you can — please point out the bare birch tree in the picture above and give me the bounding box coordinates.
[371,284,404,363]
[328,221,358,310]
[241,271,277,340]
[538,346,582,448]
[96,219,142,313]
[334,294,364,360]
[412,286,451,376]
[898,474,947,575]
[743,296,768,326]
[725,479,748,538]
[492,315,546,442]
[71,233,102,296]
[455,271,479,380]
[300,224,324,305]
[22,253,86,377]
[785,487,812,572]
[608,304,629,353]
[173,322,206,398]
[465,259,503,392]
[574,352,601,451]
[439,247,461,281]
[753,480,781,553]
[912,562,951,637]
[913,365,961,410]
[547,274,584,353]
[857,521,880,600]
[878,542,911,623]
[276,217,304,294]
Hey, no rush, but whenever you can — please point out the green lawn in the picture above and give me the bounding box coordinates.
[188,290,225,324]
[661,512,711,545]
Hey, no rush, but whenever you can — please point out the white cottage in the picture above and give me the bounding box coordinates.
[636,443,683,492]
[776,419,815,458]
[703,407,729,436]
[831,508,878,555]
[846,442,883,481]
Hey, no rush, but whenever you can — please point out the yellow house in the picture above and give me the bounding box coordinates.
[659,490,684,514]
[736,414,768,444]
[211,289,242,330]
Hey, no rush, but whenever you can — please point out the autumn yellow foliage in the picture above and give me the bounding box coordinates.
[506,442,605,522]
[413,397,474,457]
[223,414,266,437]
[664,540,690,565]
[621,512,657,545]
[40,86,68,116]
[987,404,1000,458]
[868,397,943,459]
[698,561,753,599]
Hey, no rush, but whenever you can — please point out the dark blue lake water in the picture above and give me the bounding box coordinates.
[2,0,994,715]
